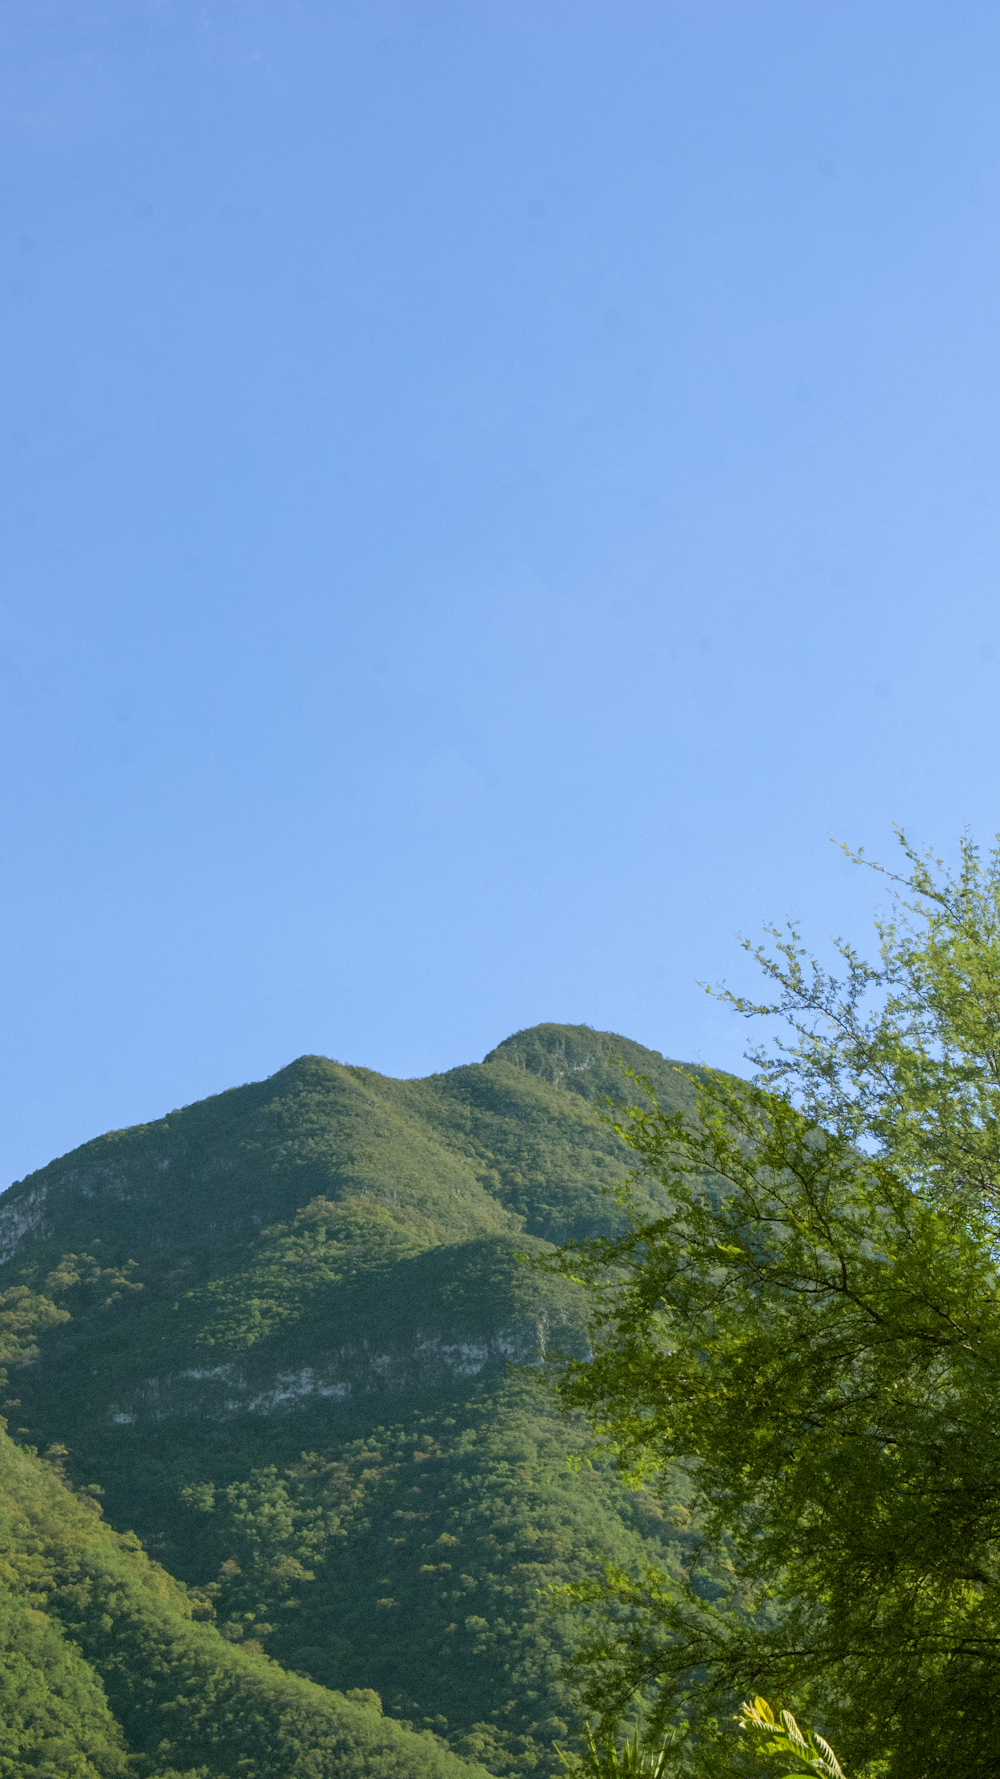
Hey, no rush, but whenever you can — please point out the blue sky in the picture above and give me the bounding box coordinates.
[4,0,1000,1186]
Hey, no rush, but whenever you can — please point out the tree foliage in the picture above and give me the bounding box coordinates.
[549,834,1000,1779]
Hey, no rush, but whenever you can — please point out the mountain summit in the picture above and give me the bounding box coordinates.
[0,1026,702,1776]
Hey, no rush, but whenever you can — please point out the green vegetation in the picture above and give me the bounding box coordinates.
[549,837,1000,1778]
[6,903,966,1778]
[557,1720,677,1778]
[553,1701,849,1779]
[0,1026,703,1776]
[737,1701,845,1779]
[0,1415,487,1779]
[170,1376,690,1773]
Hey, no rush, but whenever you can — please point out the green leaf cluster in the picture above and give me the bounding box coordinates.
[737,1699,843,1779]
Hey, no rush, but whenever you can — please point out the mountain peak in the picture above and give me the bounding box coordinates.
[482,1022,673,1097]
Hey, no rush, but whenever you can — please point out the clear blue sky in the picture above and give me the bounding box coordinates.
[4,1,1000,1187]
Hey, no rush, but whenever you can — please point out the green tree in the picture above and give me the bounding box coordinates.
[549,834,1000,1779]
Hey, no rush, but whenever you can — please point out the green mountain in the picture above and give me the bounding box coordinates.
[0,1025,704,1776]
[0,1425,485,1779]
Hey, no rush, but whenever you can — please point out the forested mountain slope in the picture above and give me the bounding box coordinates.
[0,1026,705,1774]
[0,1423,485,1779]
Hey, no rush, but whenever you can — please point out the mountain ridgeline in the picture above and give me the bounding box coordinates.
[0,1025,705,1778]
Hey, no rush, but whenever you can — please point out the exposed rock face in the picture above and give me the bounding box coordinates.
[0,1178,49,1262]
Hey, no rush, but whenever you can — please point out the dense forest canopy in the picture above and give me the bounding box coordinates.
[0,1421,487,1779]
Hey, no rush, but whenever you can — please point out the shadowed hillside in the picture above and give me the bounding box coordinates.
[0,1423,486,1779]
